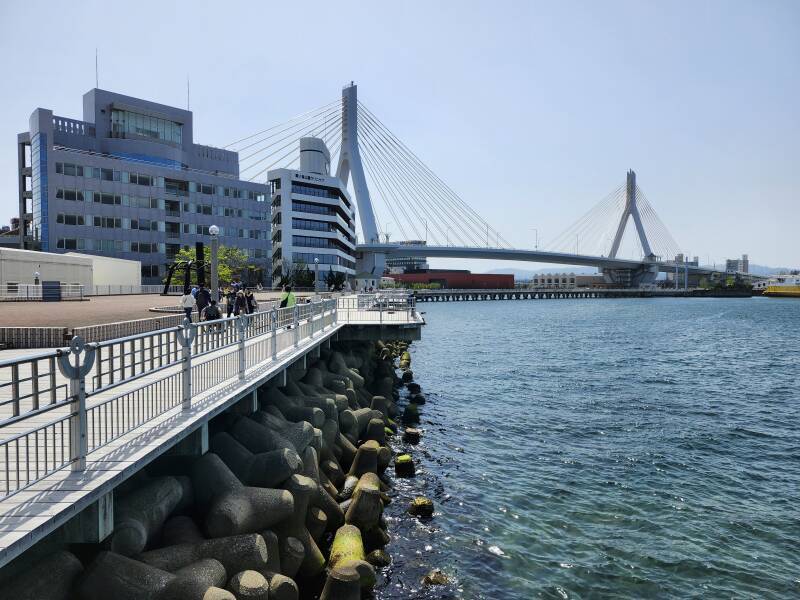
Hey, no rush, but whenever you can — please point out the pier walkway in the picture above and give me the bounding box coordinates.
[0,294,422,568]
[413,287,706,301]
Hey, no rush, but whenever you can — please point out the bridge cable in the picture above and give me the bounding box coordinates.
[357,106,492,247]
[357,113,480,246]
[357,102,512,248]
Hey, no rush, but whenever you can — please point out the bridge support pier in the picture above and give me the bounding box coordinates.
[61,490,114,544]
[167,422,209,457]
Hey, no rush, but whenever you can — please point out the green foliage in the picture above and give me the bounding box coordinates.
[324,267,347,290]
[172,245,249,285]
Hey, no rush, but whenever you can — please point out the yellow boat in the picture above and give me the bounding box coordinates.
[763,275,800,298]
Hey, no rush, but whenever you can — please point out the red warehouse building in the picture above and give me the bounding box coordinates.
[391,270,513,289]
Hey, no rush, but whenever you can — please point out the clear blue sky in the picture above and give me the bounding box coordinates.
[1,0,797,270]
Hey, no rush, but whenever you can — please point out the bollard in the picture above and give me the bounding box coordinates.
[237,314,249,381]
[57,336,96,471]
[176,318,197,410]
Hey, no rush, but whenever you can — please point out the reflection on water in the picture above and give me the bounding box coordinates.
[374,298,800,599]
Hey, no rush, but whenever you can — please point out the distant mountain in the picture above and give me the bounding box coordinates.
[743,264,798,276]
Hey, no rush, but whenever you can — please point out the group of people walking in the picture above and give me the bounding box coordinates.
[179,284,259,321]
[178,283,301,322]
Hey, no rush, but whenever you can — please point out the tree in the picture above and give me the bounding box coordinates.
[172,245,249,286]
[324,267,346,290]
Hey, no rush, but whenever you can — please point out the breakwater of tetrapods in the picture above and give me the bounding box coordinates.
[0,338,441,600]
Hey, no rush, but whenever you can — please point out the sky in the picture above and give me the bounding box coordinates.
[0,0,797,271]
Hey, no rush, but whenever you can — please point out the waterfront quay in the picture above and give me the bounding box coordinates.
[0,293,423,596]
[412,287,752,302]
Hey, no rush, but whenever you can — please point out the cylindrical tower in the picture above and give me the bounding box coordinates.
[299,137,330,175]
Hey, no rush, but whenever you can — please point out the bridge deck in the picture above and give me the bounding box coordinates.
[0,295,422,568]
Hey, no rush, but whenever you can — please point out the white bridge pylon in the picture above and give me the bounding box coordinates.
[609,170,653,259]
[336,83,380,244]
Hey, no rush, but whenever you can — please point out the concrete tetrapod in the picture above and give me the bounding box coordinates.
[301,446,345,529]
[344,472,384,532]
[257,530,301,600]
[160,558,230,600]
[0,550,83,600]
[229,416,297,455]
[227,570,270,600]
[161,515,205,546]
[190,453,294,538]
[110,475,189,556]
[253,409,314,452]
[136,534,270,576]
[75,550,232,600]
[272,474,326,577]
[319,564,361,600]
[211,432,302,488]
[347,439,380,478]
[328,524,376,589]
[364,417,386,444]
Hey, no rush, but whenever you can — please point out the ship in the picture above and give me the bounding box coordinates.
[763,274,800,298]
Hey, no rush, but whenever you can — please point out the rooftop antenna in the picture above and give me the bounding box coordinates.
[187,76,190,110]
[95,48,99,88]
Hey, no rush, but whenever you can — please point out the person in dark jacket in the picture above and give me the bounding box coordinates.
[202,299,221,321]
[196,286,211,315]
[245,289,258,314]
[233,291,248,316]
[226,287,236,317]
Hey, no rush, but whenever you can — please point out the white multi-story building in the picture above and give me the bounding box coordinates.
[268,138,357,287]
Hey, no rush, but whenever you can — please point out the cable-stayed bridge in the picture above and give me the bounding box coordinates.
[227,83,717,287]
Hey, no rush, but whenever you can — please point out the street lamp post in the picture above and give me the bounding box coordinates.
[33,271,40,285]
[314,257,320,295]
[209,225,220,302]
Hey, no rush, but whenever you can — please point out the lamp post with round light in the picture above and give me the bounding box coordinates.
[209,225,220,302]
[33,271,40,285]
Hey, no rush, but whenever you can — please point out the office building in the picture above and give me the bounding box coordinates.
[726,254,749,274]
[268,138,356,287]
[17,89,270,284]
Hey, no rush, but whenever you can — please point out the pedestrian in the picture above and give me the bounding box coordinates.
[234,290,248,316]
[245,289,258,313]
[202,299,221,321]
[180,289,196,321]
[225,287,236,318]
[279,285,297,309]
[196,285,211,316]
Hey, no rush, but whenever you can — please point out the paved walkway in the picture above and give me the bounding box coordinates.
[0,292,313,328]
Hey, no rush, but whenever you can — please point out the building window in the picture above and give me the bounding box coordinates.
[56,238,85,250]
[292,218,332,232]
[56,189,84,201]
[129,173,153,186]
[141,265,159,278]
[94,216,121,229]
[92,192,121,205]
[291,200,336,216]
[56,214,85,226]
[130,219,158,231]
[55,162,84,176]
[111,109,183,145]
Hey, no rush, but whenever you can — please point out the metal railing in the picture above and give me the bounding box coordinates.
[0,298,338,499]
[0,283,85,302]
[89,284,183,296]
[336,291,418,324]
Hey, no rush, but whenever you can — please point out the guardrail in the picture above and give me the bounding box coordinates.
[0,298,338,499]
[337,292,418,323]
[0,283,84,302]
[89,284,183,296]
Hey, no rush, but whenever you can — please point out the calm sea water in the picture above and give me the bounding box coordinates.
[376,297,799,599]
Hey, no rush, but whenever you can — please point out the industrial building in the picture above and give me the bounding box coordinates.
[16,89,270,285]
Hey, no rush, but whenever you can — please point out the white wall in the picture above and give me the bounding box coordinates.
[66,253,141,287]
[0,248,93,288]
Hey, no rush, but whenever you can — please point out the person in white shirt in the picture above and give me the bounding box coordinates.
[180,290,196,321]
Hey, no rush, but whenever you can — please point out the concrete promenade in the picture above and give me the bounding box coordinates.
[0,295,423,569]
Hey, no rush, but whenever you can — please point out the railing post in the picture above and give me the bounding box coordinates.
[176,318,197,410]
[237,314,249,380]
[294,305,300,347]
[57,337,96,472]
[271,307,278,359]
